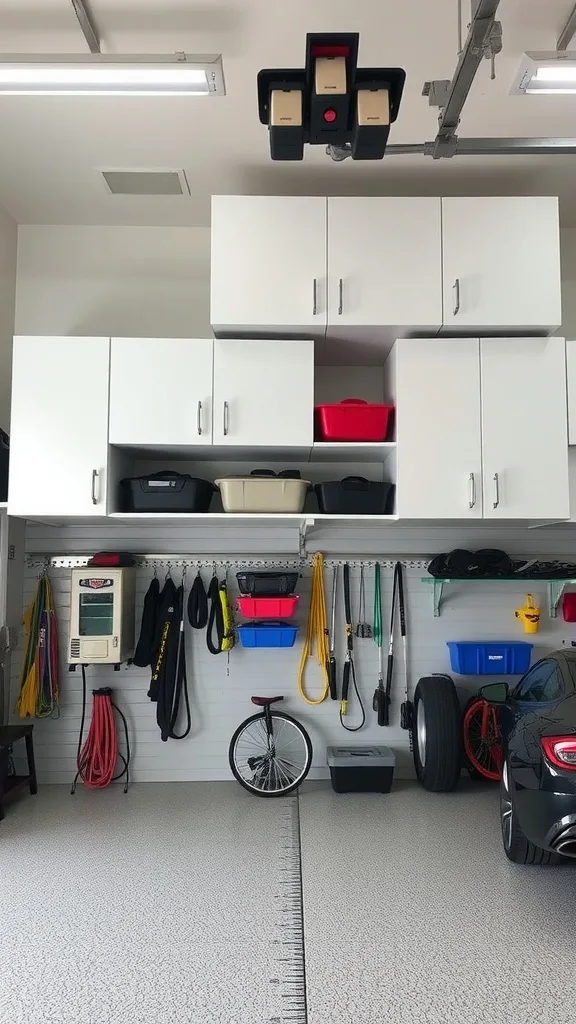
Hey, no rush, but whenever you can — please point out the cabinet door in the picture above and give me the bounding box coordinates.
[327,197,442,327]
[213,339,314,447]
[109,338,214,446]
[567,340,576,446]
[481,338,569,520]
[396,338,482,518]
[8,336,110,517]
[442,197,561,330]
[210,196,327,331]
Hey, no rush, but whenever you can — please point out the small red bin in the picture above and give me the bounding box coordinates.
[315,399,394,442]
[237,595,300,618]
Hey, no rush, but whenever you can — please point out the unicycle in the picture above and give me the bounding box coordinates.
[229,696,313,797]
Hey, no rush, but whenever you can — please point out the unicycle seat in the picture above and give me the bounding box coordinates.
[251,696,284,707]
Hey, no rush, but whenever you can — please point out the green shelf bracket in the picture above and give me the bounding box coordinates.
[433,579,445,617]
[548,580,576,618]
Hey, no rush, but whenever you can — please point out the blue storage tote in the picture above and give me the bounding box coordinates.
[237,621,299,649]
[447,641,533,675]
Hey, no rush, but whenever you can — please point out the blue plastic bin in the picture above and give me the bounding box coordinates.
[237,622,299,649]
[447,641,533,675]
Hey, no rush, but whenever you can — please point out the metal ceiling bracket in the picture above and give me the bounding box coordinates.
[428,0,501,157]
[70,0,101,54]
[298,518,315,559]
[558,2,576,51]
[422,80,451,108]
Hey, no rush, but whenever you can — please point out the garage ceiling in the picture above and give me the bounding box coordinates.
[0,0,575,226]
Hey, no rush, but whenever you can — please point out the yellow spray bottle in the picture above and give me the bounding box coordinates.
[515,593,540,635]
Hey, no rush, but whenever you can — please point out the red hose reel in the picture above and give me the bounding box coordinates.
[71,676,130,794]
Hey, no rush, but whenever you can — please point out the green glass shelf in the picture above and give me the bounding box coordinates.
[420,577,576,618]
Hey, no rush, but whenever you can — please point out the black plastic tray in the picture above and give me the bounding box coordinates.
[236,571,299,597]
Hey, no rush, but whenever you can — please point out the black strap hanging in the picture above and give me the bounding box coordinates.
[132,576,161,668]
[206,575,225,655]
[340,562,366,733]
[188,570,208,629]
[148,580,191,741]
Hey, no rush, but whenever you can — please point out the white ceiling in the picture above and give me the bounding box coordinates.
[0,0,576,226]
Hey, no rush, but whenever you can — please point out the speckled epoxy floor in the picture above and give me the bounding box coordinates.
[1,781,576,1024]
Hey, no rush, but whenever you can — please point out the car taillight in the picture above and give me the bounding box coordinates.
[542,736,576,770]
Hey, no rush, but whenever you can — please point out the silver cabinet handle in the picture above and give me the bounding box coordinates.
[468,472,476,509]
[223,401,229,436]
[197,400,202,436]
[453,278,461,315]
[313,278,317,316]
[338,278,343,315]
[91,469,99,506]
[493,472,500,509]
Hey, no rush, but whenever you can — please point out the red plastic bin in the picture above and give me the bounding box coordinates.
[237,595,300,618]
[315,399,394,442]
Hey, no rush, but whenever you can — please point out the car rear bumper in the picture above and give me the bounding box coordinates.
[516,788,576,856]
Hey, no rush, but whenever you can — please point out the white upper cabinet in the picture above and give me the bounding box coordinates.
[396,339,482,519]
[481,338,569,520]
[567,339,576,445]
[212,339,314,447]
[327,197,442,328]
[441,197,561,331]
[109,338,214,446]
[9,336,110,517]
[211,196,327,334]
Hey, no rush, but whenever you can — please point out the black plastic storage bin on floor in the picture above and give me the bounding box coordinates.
[236,571,299,597]
[120,471,215,513]
[327,746,396,793]
[315,477,395,515]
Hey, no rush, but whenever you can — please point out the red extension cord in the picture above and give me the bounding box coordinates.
[78,688,119,788]
[72,668,130,794]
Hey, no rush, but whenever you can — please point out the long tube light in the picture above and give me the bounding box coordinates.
[512,51,576,95]
[0,53,225,96]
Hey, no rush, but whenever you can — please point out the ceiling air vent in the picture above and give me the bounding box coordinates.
[101,169,190,196]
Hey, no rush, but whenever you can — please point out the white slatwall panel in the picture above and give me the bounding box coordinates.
[10,520,576,785]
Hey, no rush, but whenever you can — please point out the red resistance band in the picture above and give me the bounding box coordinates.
[77,688,119,789]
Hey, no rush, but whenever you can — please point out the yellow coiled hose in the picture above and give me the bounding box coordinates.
[297,552,330,705]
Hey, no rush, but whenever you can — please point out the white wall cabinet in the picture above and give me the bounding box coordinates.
[396,339,483,519]
[480,338,569,520]
[109,338,214,446]
[211,195,561,338]
[441,197,561,332]
[211,196,327,334]
[395,337,569,520]
[213,339,313,447]
[327,197,442,329]
[9,336,110,517]
[567,339,576,445]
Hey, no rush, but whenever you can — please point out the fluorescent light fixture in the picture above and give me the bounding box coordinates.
[0,53,225,96]
[512,51,576,95]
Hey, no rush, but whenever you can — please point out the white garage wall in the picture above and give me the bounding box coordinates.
[0,202,17,432]
[11,521,576,784]
[15,224,211,339]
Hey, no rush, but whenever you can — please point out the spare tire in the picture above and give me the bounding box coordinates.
[412,675,462,792]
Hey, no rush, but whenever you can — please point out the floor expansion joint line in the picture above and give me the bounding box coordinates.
[269,791,308,1024]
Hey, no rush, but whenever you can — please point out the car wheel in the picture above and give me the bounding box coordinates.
[411,675,462,792]
[500,759,563,865]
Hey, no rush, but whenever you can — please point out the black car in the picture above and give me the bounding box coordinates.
[480,649,576,865]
